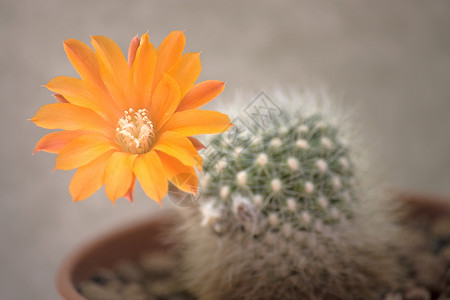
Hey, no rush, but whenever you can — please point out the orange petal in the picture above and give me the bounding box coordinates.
[134,150,168,204]
[45,76,119,122]
[150,74,181,129]
[195,155,203,172]
[63,39,120,118]
[30,103,114,137]
[132,33,156,109]
[55,133,117,170]
[53,93,68,103]
[157,151,198,194]
[124,176,136,203]
[152,31,186,90]
[91,35,131,110]
[168,52,201,98]
[104,151,137,203]
[153,131,201,167]
[91,35,130,83]
[63,39,104,89]
[177,80,225,111]
[161,110,232,136]
[127,35,140,69]
[33,130,89,154]
[46,76,93,105]
[187,136,206,151]
[69,150,114,202]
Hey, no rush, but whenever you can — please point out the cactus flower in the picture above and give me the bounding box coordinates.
[31,32,231,204]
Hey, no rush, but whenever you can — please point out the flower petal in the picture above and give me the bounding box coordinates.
[124,176,136,203]
[127,35,140,69]
[134,150,168,204]
[53,93,69,103]
[168,52,201,98]
[55,133,118,170]
[63,39,122,118]
[153,131,201,167]
[104,151,137,203]
[161,110,232,136]
[157,151,198,194]
[150,74,181,129]
[91,35,132,110]
[152,31,185,90]
[132,33,156,109]
[177,80,225,111]
[30,103,114,137]
[45,76,119,122]
[187,136,206,151]
[33,130,89,154]
[91,35,130,83]
[63,39,104,89]
[69,150,114,202]
[46,76,94,106]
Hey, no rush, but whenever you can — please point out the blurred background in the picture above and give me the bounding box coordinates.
[1,0,450,299]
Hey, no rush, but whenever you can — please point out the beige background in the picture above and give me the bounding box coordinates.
[1,0,450,299]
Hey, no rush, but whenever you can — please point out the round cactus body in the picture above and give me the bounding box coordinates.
[201,111,356,234]
[178,98,402,300]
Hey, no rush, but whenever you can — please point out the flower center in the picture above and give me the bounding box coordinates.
[115,108,155,154]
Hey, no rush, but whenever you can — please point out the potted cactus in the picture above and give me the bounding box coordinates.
[31,30,449,300]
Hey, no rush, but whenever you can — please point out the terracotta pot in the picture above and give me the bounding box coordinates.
[56,210,178,300]
[56,194,450,300]
[395,190,450,221]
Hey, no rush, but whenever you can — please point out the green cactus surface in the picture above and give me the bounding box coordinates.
[201,110,356,232]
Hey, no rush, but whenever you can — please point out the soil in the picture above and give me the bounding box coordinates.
[77,248,195,300]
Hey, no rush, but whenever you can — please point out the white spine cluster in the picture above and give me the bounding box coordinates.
[256,153,268,167]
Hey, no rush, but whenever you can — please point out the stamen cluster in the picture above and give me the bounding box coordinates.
[116,108,155,154]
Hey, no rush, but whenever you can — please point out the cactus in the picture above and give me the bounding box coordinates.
[178,94,402,300]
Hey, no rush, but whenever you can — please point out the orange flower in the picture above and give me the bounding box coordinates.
[31,32,231,204]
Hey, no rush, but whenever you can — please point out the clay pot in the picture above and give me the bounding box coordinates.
[56,210,178,300]
[395,190,450,221]
[56,194,450,300]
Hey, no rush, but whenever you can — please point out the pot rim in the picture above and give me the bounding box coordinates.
[56,210,177,300]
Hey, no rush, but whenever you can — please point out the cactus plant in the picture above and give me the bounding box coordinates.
[177,93,403,300]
